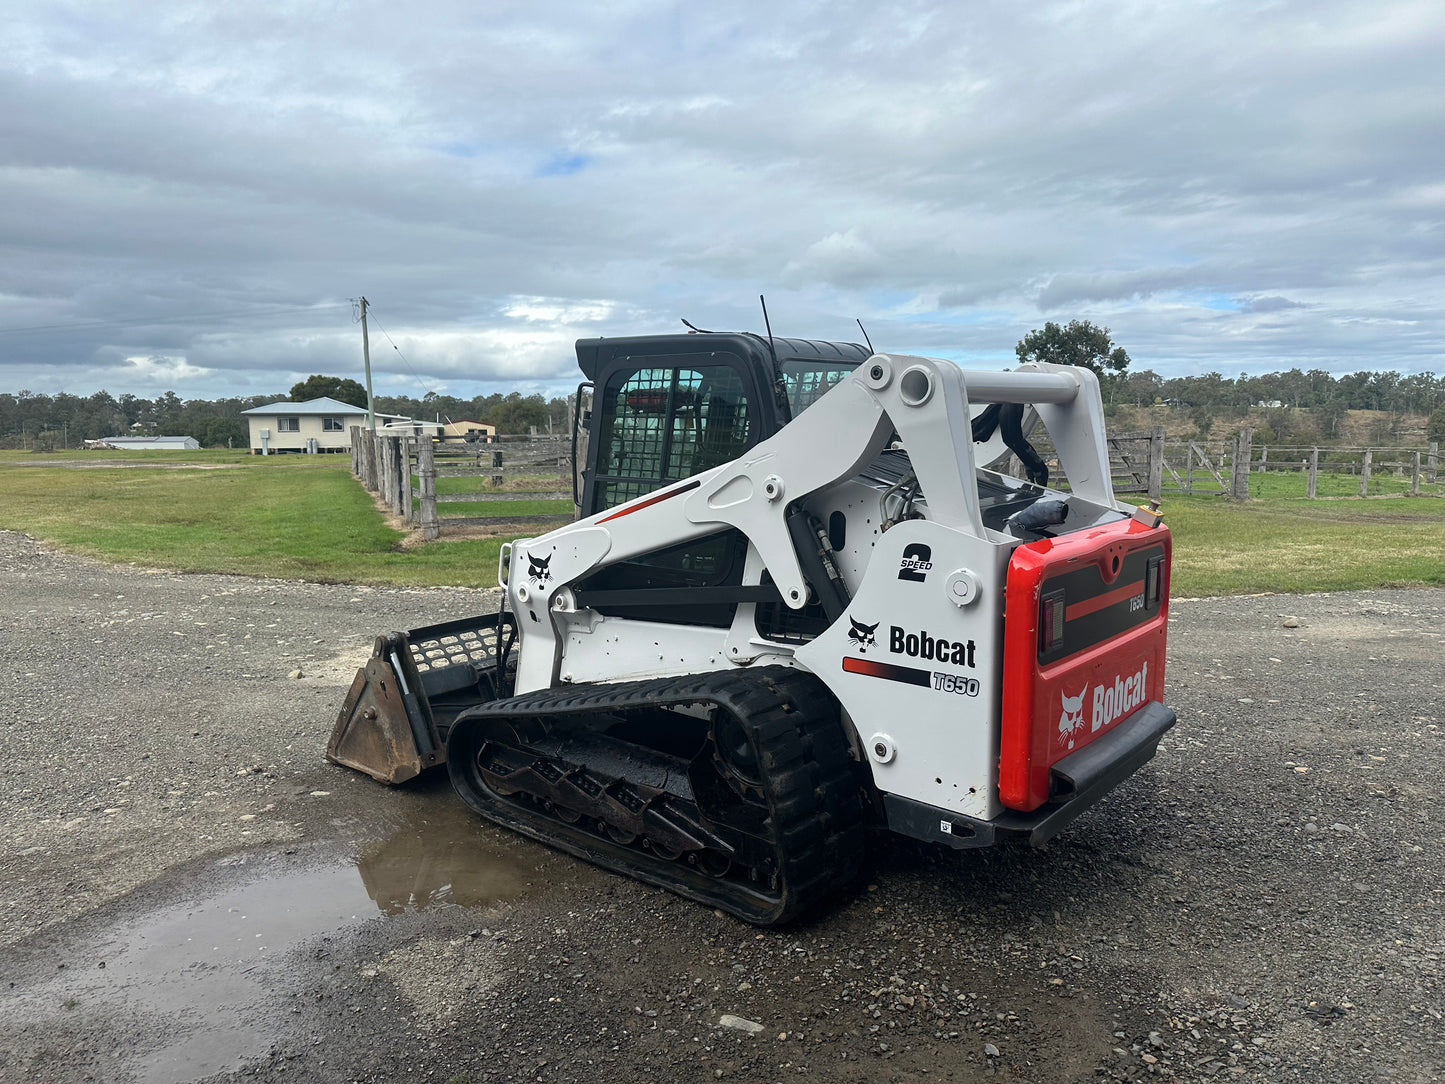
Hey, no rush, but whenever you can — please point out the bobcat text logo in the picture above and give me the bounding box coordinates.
[1092,662,1149,732]
[897,542,933,583]
[527,551,553,584]
[1057,685,1088,749]
[889,626,976,668]
[847,618,879,652]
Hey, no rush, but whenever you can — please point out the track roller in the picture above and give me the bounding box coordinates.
[446,666,867,925]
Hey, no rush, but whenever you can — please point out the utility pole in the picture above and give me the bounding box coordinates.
[359,296,376,431]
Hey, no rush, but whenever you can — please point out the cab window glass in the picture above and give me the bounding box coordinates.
[596,363,752,511]
[781,361,855,414]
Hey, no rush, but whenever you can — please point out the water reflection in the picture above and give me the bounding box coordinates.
[1,799,537,1084]
[356,799,532,914]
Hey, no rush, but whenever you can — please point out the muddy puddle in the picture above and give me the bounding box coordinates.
[1,800,540,1084]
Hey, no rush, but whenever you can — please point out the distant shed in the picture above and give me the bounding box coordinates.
[439,419,496,442]
[95,436,201,451]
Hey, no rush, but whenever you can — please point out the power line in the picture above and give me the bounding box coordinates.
[0,302,352,337]
[364,305,446,402]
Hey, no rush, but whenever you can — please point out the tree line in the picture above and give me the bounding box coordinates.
[0,383,571,450]
[3,363,1443,451]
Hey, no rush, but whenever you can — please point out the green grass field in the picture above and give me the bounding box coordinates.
[1,449,1441,596]
[0,450,504,587]
[1160,493,1445,595]
[436,498,573,518]
[1239,467,1444,500]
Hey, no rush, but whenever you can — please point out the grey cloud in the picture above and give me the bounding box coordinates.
[1,0,1443,400]
[1037,268,1216,310]
[1240,296,1307,313]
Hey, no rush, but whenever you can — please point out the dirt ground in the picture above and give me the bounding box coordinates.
[1,529,1442,1084]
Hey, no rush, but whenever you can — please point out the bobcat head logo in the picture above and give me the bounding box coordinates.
[1058,685,1088,749]
[847,617,879,652]
[527,551,552,584]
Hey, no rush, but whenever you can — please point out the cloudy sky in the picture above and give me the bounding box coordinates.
[2,0,1442,402]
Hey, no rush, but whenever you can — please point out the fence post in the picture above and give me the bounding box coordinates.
[393,438,406,514]
[387,436,398,508]
[1231,428,1253,499]
[492,448,504,487]
[1429,442,1439,484]
[402,437,415,522]
[381,435,393,507]
[365,432,378,491]
[1307,447,1319,499]
[1359,449,1372,497]
[1148,426,1164,501]
[1412,451,1421,496]
[1259,446,1268,472]
[378,435,389,505]
[418,434,439,541]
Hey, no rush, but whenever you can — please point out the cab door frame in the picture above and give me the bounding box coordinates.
[579,345,777,519]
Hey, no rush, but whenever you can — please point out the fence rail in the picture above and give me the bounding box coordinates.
[353,424,1442,545]
[351,427,576,540]
[1007,427,1440,502]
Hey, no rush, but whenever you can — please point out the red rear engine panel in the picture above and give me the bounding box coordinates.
[999,518,1171,812]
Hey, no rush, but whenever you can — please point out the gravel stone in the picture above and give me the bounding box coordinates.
[1,531,1443,1084]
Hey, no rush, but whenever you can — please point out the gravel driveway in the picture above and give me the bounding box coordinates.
[0,529,1441,1083]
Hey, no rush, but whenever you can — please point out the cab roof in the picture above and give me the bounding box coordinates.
[574,332,872,382]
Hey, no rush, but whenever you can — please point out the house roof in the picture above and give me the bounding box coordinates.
[100,435,198,445]
[241,396,400,417]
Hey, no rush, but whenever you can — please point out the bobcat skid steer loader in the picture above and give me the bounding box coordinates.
[328,332,1174,924]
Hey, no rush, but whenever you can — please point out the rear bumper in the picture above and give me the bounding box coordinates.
[882,700,1175,849]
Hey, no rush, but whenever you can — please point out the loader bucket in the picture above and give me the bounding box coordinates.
[327,632,445,785]
[327,614,514,785]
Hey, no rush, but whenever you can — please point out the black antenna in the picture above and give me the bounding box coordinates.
[681,318,715,334]
[759,294,790,423]
[856,318,875,353]
[759,295,778,365]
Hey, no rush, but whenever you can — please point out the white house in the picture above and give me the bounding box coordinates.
[241,397,430,454]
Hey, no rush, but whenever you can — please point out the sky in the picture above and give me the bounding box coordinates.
[1,0,1442,403]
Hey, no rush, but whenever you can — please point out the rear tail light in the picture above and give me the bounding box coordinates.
[624,390,670,412]
[1145,555,1163,609]
[1039,589,1066,653]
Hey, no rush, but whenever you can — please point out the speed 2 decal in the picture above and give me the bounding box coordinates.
[897,543,933,583]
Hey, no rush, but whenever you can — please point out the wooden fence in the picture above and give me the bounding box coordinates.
[1015,428,1441,502]
[353,423,1441,543]
[351,427,575,540]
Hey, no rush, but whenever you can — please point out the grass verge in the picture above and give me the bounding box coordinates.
[1164,493,1445,596]
[0,453,502,587]
[1,451,1442,596]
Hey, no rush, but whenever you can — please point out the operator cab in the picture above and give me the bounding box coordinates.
[569,333,869,628]
[573,332,871,518]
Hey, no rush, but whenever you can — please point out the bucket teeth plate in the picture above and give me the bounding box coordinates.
[327,649,438,785]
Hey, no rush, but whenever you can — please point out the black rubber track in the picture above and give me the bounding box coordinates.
[446,666,867,925]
